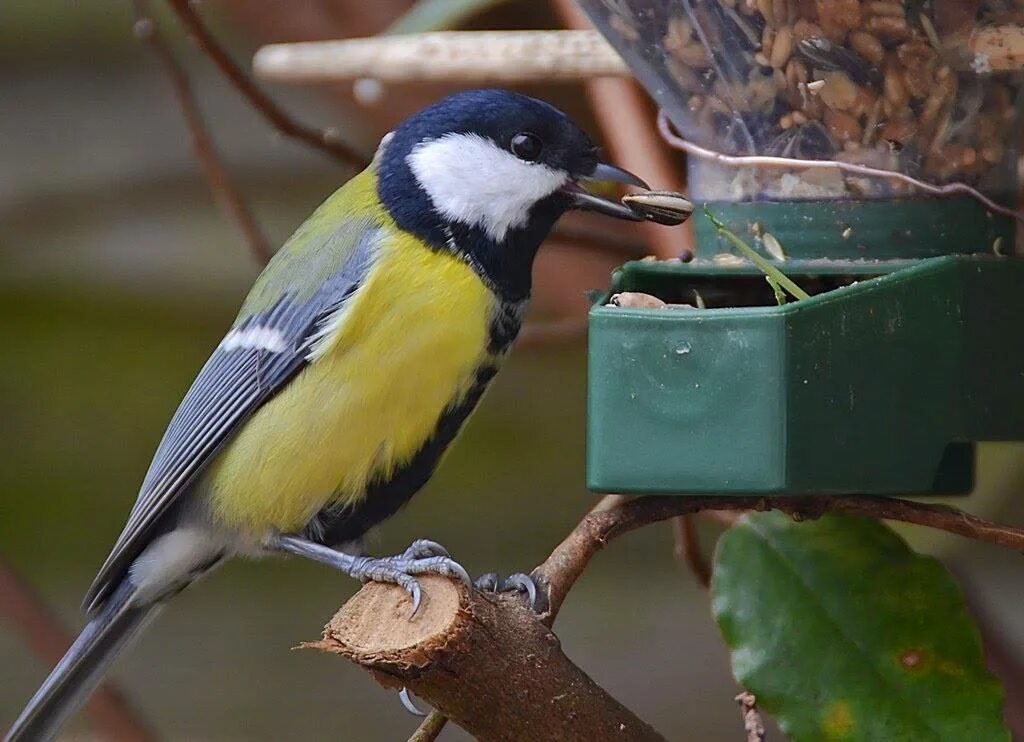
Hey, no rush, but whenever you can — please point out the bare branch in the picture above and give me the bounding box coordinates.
[407,710,447,742]
[672,515,710,589]
[253,31,630,84]
[0,556,155,741]
[532,495,1024,622]
[133,2,272,265]
[164,0,367,169]
[735,692,766,742]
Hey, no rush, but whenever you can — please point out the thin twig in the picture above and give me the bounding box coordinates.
[533,494,1024,621]
[407,710,448,742]
[164,0,367,169]
[0,556,155,741]
[133,2,273,265]
[657,111,1024,224]
[672,515,710,589]
[735,692,766,742]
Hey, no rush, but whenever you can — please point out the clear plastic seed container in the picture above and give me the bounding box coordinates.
[579,1,1024,208]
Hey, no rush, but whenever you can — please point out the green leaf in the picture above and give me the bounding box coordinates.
[384,0,517,35]
[712,513,1008,742]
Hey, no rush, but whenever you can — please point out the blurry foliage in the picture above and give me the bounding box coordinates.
[1,1,134,61]
[714,514,1010,741]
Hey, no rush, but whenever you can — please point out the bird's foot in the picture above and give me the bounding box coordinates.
[270,535,470,617]
[348,549,472,616]
[474,571,539,611]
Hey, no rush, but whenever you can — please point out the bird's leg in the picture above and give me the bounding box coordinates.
[269,535,471,616]
[474,571,539,610]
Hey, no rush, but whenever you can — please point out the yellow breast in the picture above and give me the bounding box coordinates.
[202,230,497,533]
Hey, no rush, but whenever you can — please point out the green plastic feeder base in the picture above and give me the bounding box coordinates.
[587,255,1024,496]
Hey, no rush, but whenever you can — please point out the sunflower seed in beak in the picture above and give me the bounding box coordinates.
[621,191,695,226]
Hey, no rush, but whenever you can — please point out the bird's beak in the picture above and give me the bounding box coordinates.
[563,162,649,221]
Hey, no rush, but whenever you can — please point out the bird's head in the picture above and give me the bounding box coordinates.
[377,89,646,301]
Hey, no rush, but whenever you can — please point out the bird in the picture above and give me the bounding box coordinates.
[6,88,657,741]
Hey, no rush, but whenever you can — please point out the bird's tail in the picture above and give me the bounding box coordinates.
[5,579,158,742]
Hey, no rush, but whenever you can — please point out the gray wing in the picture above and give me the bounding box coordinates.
[84,230,379,612]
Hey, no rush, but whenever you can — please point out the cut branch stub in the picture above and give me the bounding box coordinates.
[308,576,665,742]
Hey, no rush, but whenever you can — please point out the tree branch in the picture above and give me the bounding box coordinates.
[406,710,447,742]
[133,1,272,265]
[672,515,710,589]
[164,0,368,169]
[532,495,1024,622]
[310,576,665,742]
[735,692,766,742]
[316,492,1023,738]
[0,556,154,741]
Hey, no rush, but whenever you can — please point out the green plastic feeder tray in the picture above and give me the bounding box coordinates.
[587,215,1024,495]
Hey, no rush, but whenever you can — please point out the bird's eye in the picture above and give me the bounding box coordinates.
[510,132,543,162]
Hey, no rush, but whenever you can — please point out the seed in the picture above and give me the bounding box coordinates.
[897,40,934,70]
[762,232,786,261]
[786,58,809,90]
[981,144,1003,164]
[819,70,859,111]
[865,15,911,42]
[864,1,905,17]
[793,19,823,41]
[883,64,909,108]
[848,31,885,65]
[816,0,861,41]
[862,98,884,144]
[825,108,862,142]
[771,25,794,68]
[879,119,915,144]
[773,0,789,27]
[902,67,930,100]
[621,192,695,226]
[609,292,667,310]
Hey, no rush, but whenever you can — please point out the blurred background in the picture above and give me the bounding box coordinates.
[1,1,1023,740]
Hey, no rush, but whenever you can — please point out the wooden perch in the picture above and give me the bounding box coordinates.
[307,576,665,742]
[254,30,629,84]
[253,27,1024,86]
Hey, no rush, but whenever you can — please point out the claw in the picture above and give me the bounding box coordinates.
[399,687,427,717]
[400,539,451,561]
[474,572,499,592]
[271,535,468,620]
[395,573,422,617]
[473,571,541,611]
[502,573,539,610]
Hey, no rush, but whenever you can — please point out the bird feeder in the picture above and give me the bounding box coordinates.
[582,1,1024,495]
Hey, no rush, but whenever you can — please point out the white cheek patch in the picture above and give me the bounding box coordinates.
[220,326,287,353]
[407,132,568,242]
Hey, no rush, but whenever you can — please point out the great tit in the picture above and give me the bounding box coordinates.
[7,89,657,741]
